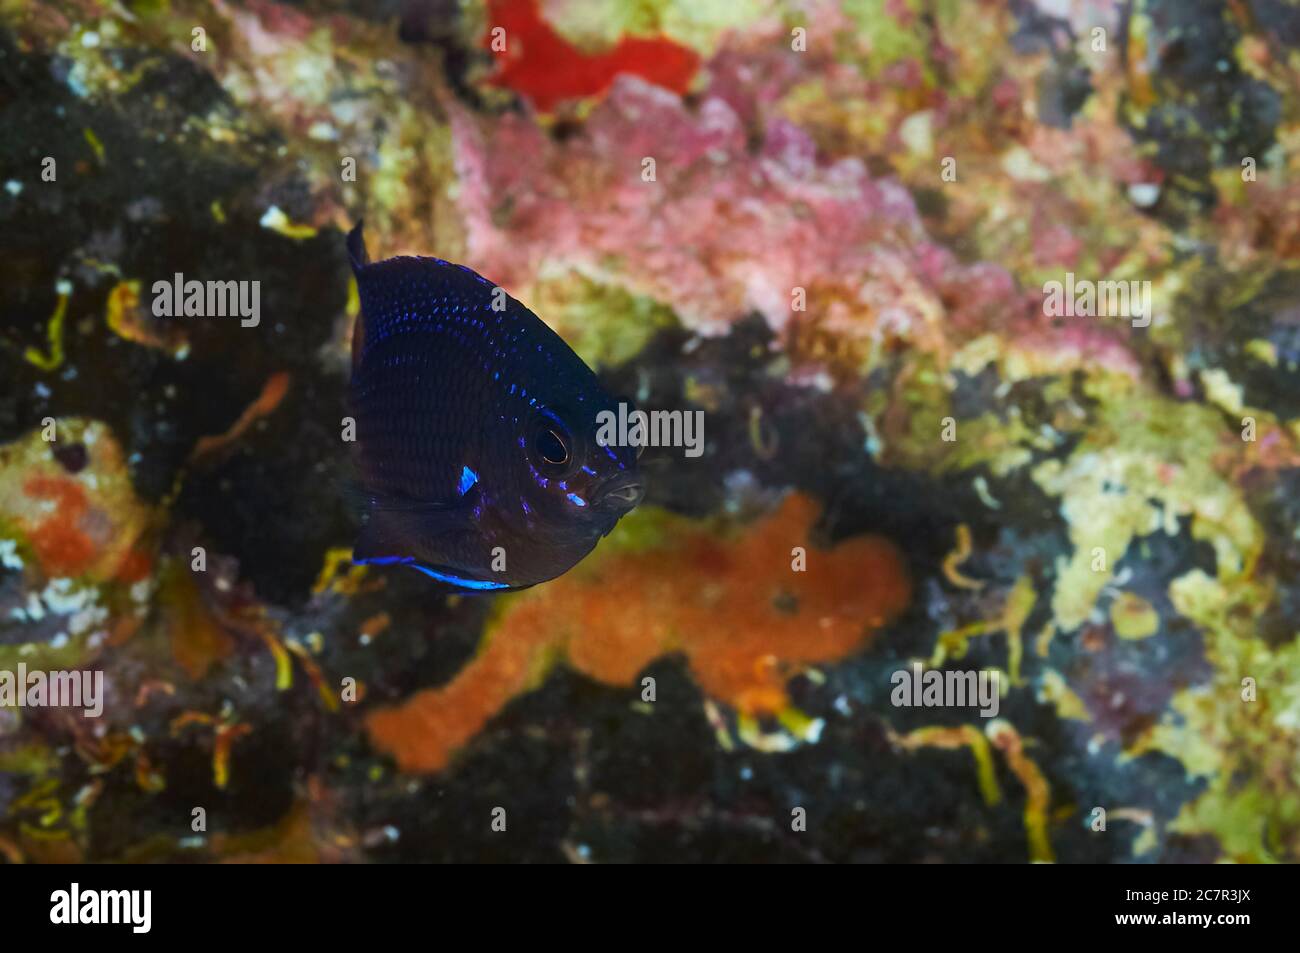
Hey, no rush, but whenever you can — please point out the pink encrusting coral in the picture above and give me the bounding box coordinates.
[450,74,1022,361]
[448,36,1147,382]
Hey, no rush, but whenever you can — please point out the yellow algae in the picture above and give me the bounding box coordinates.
[1034,620,1056,658]
[0,742,58,776]
[896,725,1001,807]
[987,720,1054,863]
[285,640,341,712]
[1036,670,1089,721]
[940,523,983,590]
[1245,338,1278,366]
[170,711,253,791]
[929,619,991,668]
[1002,575,1036,685]
[23,290,69,371]
[82,127,105,163]
[930,574,1036,687]
[259,205,318,239]
[261,631,293,691]
[105,280,189,357]
[1110,591,1159,640]
[312,547,369,596]
[1199,368,1245,416]
[938,411,1050,477]
[213,723,253,790]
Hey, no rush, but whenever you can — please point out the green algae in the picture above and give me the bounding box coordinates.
[528,271,680,370]
[544,0,767,55]
[1032,374,1261,632]
[1154,570,1300,862]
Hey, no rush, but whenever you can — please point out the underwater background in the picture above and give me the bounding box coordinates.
[1,0,1298,864]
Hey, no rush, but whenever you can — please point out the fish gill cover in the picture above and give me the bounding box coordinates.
[0,0,1296,868]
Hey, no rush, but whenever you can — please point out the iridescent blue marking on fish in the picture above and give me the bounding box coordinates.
[345,222,643,593]
[353,555,509,591]
[407,564,507,590]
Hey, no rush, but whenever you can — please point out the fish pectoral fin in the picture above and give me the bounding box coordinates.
[362,488,475,513]
[353,490,477,562]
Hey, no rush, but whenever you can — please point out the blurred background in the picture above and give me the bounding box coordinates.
[1,0,1298,863]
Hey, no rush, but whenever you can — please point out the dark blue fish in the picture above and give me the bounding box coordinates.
[345,223,643,592]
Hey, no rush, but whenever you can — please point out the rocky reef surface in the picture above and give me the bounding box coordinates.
[1,0,1298,863]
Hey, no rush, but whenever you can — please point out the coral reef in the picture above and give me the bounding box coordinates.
[1,0,1298,863]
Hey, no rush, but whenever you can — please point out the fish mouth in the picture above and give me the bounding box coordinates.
[594,473,645,513]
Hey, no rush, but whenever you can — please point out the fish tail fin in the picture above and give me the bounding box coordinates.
[346,221,369,273]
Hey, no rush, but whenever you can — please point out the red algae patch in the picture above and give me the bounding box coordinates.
[484,0,699,112]
[0,419,155,583]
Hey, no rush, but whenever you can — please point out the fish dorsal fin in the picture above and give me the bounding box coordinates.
[347,222,370,371]
[346,221,370,273]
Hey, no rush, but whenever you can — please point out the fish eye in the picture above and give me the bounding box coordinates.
[526,409,583,477]
[535,427,570,467]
